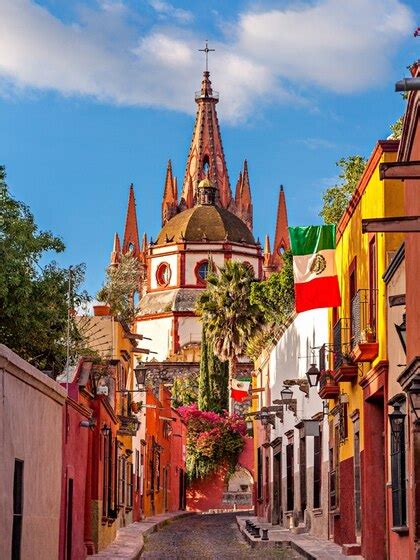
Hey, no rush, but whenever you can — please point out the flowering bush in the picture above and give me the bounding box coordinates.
[177,403,246,480]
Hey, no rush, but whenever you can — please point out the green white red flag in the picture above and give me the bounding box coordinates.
[288,225,341,313]
[231,378,251,402]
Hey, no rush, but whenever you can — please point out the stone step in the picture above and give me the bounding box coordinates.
[342,543,362,556]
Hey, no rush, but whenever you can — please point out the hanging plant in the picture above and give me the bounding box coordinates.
[130,401,143,414]
[177,404,246,480]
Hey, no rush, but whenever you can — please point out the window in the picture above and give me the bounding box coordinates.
[126,462,133,510]
[12,459,24,560]
[265,455,270,504]
[329,425,340,510]
[118,453,126,508]
[368,236,377,331]
[313,431,322,509]
[286,443,294,511]
[196,260,209,283]
[299,433,307,516]
[390,411,407,527]
[354,430,362,535]
[156,263,171,287]
[257,447,263,501]
[135,450,140,492]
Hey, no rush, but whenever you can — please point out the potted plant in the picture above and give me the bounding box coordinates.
[130,401,143,414]
[361,325,375,343]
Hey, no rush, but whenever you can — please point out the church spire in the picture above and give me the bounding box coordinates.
[110,232,121,267]
[162,159,178,225]
[234,160,253,231]
[272,185,290,268]
[123,183,141,257]
[180,47,232,211]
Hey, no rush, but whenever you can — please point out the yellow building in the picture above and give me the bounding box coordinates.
[323,140,404,559]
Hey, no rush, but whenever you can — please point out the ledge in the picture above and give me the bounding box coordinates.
[391,526,409,535]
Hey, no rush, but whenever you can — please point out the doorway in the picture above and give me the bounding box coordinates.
[272,451,282,525]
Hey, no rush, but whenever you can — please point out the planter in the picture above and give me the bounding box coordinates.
[333,363,358,382]
[93,303,111,316]
[318,372,340,399]
[351,342,379,363]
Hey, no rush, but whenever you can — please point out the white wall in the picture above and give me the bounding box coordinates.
[135,316,173,361]
[178,316,202,348]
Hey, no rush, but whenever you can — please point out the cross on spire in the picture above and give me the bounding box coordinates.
[199,40,215,73]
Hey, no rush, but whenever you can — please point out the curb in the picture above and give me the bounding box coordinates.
[87,511,195,560]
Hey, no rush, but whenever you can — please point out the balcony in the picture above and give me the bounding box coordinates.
[333,318,358,382]
[350,289,379,363]
[319,370,339,399]
[117,415,141,436]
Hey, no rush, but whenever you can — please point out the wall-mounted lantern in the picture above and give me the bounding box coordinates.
[280,385,293,401]
[395,313,406,354]
[389,401,406,440]
[305,364,320,387]
[407,377,420,424]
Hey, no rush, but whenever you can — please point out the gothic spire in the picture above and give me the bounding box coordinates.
[234,160,253,231]
[272,185,290,267]
[162,159,178,225]
[110,232,121,267]
[123,183,141,257]
[180,69,232,210]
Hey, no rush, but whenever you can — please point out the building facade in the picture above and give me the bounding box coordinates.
[325,140,404,558]
[253,309,330,538]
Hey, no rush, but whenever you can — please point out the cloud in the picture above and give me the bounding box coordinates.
[148,0,194,24]
[0,0,414,123]
[298,138,336,150]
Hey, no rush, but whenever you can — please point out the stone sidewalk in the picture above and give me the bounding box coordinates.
[87,511,195,560]
[237,516,364,560]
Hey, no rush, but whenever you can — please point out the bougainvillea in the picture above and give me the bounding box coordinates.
[177,403,246,480]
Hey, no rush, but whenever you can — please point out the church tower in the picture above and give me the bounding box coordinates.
[263,185,290,278]
[161,160,178,226]
[179,69,233,211]
[235,160,253,231]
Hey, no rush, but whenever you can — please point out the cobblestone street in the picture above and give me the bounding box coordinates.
[141,513,301,560]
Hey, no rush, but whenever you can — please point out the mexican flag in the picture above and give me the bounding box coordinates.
[289,225,341,313]
[231,378,251,402]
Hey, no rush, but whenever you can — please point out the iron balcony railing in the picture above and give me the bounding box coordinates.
[333,318,351,369]
[350,288,378,348]
[319,344,327,373]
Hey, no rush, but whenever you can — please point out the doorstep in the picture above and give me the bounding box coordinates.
[87,511,195,560]
[236,516,364,560]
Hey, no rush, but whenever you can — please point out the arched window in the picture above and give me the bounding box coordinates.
[202,156,210,176]
[156,262,171,287]
[195,260,209,284]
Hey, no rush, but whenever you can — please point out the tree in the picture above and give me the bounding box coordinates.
[250,251,294,324]
[198,330,228,413]
[97,253,140,324]
[319,155,366,224]
[0,166,89,374]
[389,116,404,140]
[196,260,263,389]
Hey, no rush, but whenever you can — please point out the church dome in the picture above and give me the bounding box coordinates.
[156,205,255,245]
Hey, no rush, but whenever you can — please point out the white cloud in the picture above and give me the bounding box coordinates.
[148,0,193,24]
[0,0,414,123]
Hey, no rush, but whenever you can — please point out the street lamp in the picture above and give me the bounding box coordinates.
[305,364,320,387]
[395,313,406,354]
[134,363,148,387]
[281,385,293,401]
[259,407,269,426]
[407,377,420,424]
[389,401,406,441]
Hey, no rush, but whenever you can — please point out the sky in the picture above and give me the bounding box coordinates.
[0,0,419,296]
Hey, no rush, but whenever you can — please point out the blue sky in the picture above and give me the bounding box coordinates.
[0,0,419,295]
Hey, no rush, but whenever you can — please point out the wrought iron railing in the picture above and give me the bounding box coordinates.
[350,289,378,348]
[319,344,326,373]
[333,318,351,369]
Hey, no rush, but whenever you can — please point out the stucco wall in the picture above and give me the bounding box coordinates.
[0,345,66,560]
[136,316,173,360]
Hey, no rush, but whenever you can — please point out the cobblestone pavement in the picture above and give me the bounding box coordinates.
[141,512,302,560]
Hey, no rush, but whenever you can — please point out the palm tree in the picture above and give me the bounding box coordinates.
[196,260,263,412]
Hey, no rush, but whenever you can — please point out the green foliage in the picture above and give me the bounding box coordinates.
[319,155,367,224]
[390,116,404,140]
[97,253,140,324]
[250,251,294,324]
[178,404,246,480]
[198,331,228,413]
[171,371,199,407]
[0,166,89,374]
[196,260,263,375]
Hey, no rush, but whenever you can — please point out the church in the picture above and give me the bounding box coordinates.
[109,64,290,370]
